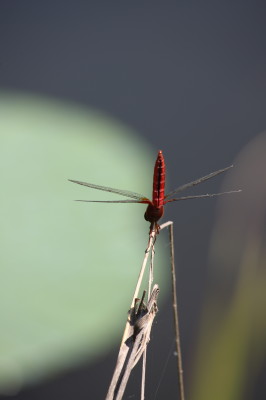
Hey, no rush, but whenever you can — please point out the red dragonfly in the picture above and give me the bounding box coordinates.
[69,150,239,233]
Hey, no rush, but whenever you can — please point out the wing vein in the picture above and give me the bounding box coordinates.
[69,179,149,201]
[165,165,233,198]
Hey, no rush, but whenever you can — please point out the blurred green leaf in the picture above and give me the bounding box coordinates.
[0,92,168,393]
[190,134,266,400]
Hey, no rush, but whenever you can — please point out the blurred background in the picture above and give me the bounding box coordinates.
[0,1,266,399]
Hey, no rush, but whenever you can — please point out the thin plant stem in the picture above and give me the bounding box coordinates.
[161,221,185,400]
[148,243,155,298]
[141,350,146,400]
[141,233,156,400]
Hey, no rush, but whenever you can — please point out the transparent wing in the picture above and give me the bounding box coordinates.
[164,189,241,203]
[75,199,150,203]
[69,179,150,202]
[165,165,233,199]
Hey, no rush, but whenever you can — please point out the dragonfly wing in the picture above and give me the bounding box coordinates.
[75,199,150,203]
[165,165,233,199]
[164,189,241,203]
[69,179,150,201]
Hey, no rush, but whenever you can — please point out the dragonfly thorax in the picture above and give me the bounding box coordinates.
[144,203,164,224]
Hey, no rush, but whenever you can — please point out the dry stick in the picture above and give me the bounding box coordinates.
[122,228,157,343]
[160,220,185,400]
[106,230,157,400]
[148,241,155,298]
[141,236,155,400]
[113,285,160,400]
[141,342,147,400]
[106,221,184,400]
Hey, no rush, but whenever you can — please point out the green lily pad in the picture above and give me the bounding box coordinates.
[0,92,168,393]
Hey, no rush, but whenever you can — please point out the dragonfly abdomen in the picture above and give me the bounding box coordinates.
[152,150,165,208]
[144,150,165,229]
